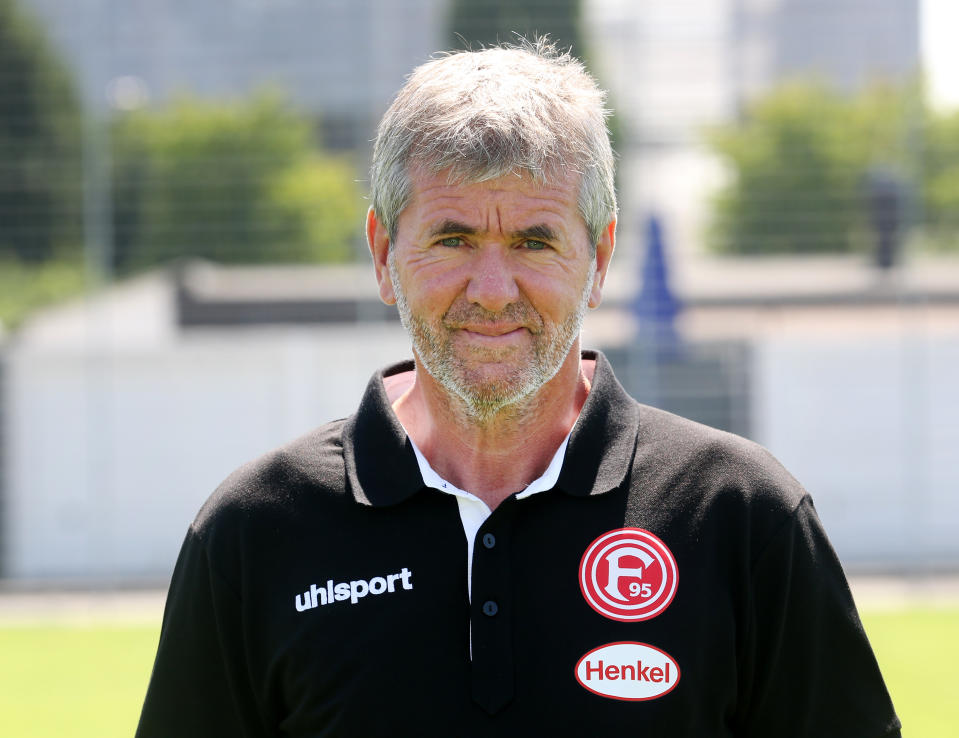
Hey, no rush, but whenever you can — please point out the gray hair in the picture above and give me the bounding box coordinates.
[369,38,617,248]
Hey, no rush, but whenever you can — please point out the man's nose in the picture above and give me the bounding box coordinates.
[464,247,520,312]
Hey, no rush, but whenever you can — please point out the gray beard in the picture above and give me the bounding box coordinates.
[389,251,593,424]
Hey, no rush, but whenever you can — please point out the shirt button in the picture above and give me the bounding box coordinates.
[482,533,496,549]
[482,600,499,617]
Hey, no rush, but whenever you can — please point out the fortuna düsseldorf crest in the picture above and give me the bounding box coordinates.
[579,528,678,622]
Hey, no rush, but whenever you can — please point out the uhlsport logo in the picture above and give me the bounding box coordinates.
[294,567,413,612]
[579,528,678,622]
[575,642,680,701]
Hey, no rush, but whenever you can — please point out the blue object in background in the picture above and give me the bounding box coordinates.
[633,214,682,352]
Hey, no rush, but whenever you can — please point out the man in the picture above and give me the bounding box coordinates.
[137,40,900,737]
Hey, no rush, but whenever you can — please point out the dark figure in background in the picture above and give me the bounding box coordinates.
[136,39,901,737]
[866,168,905,270]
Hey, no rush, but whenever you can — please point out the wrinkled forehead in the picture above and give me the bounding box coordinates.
[399,164,589,239]
[407,162,583,204]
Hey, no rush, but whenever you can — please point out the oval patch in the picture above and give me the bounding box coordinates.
[575,642,680,701]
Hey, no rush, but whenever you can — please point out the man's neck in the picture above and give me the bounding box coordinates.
[386,350,594,510]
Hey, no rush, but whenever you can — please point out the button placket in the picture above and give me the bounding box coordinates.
[470,504,516,714]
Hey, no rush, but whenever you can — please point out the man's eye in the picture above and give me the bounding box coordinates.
[439,237,462,248]
[524,239,548,251]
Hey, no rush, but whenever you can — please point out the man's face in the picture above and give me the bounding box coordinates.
[372,168,614,420]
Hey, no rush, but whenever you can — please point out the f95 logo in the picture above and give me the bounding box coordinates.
[579,528,678,622]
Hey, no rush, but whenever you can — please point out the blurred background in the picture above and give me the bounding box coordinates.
[1,0,957,583]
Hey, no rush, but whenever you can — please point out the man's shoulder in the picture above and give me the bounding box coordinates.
[192,417,352,536]
[633,403,807,515]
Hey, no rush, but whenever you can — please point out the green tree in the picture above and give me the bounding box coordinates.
[922,107,959,246]
[448,0,583,54]
[707,82,925,255]
[0,258,85,329]
[0,0,82,262]
[111,93,361,272]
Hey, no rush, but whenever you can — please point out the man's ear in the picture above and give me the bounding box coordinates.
[367,208,396,306]
[588,219,616,309]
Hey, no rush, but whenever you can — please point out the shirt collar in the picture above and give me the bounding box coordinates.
[343,350,640,507]
[407,431,571,502]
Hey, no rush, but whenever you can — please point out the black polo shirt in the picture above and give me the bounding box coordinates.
[137,351,901,737]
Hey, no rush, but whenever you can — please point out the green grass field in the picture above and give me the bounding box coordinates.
[0,607,955,736]
[861,607,959,737]
[0,623,160,738]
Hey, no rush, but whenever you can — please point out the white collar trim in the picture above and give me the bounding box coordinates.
[407,433,570,502]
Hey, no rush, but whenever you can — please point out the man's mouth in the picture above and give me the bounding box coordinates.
[459,324,526,337]
[457,325,528,345]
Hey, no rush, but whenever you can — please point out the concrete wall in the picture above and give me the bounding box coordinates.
[3,324,957,580]
[754,332,959,569]
[3,325,411,580]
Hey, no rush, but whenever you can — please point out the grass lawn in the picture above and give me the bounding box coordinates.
[0,623,160,738]
[0,606,955,736]
[861,607,959,737]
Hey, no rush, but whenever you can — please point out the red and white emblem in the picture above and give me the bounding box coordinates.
[579,528,678,622]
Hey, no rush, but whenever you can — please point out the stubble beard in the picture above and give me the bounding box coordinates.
[389,252,594,424]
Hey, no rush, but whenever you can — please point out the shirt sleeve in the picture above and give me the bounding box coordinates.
[736,496,902,738]
[136,526,274,738]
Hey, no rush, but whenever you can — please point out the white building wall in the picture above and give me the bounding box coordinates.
[753,332,959,569]
[4,323,957,580]
[4,325,411,580]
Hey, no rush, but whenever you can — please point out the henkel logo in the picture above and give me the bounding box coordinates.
[575,642,680,701]
[579,528,678,621]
